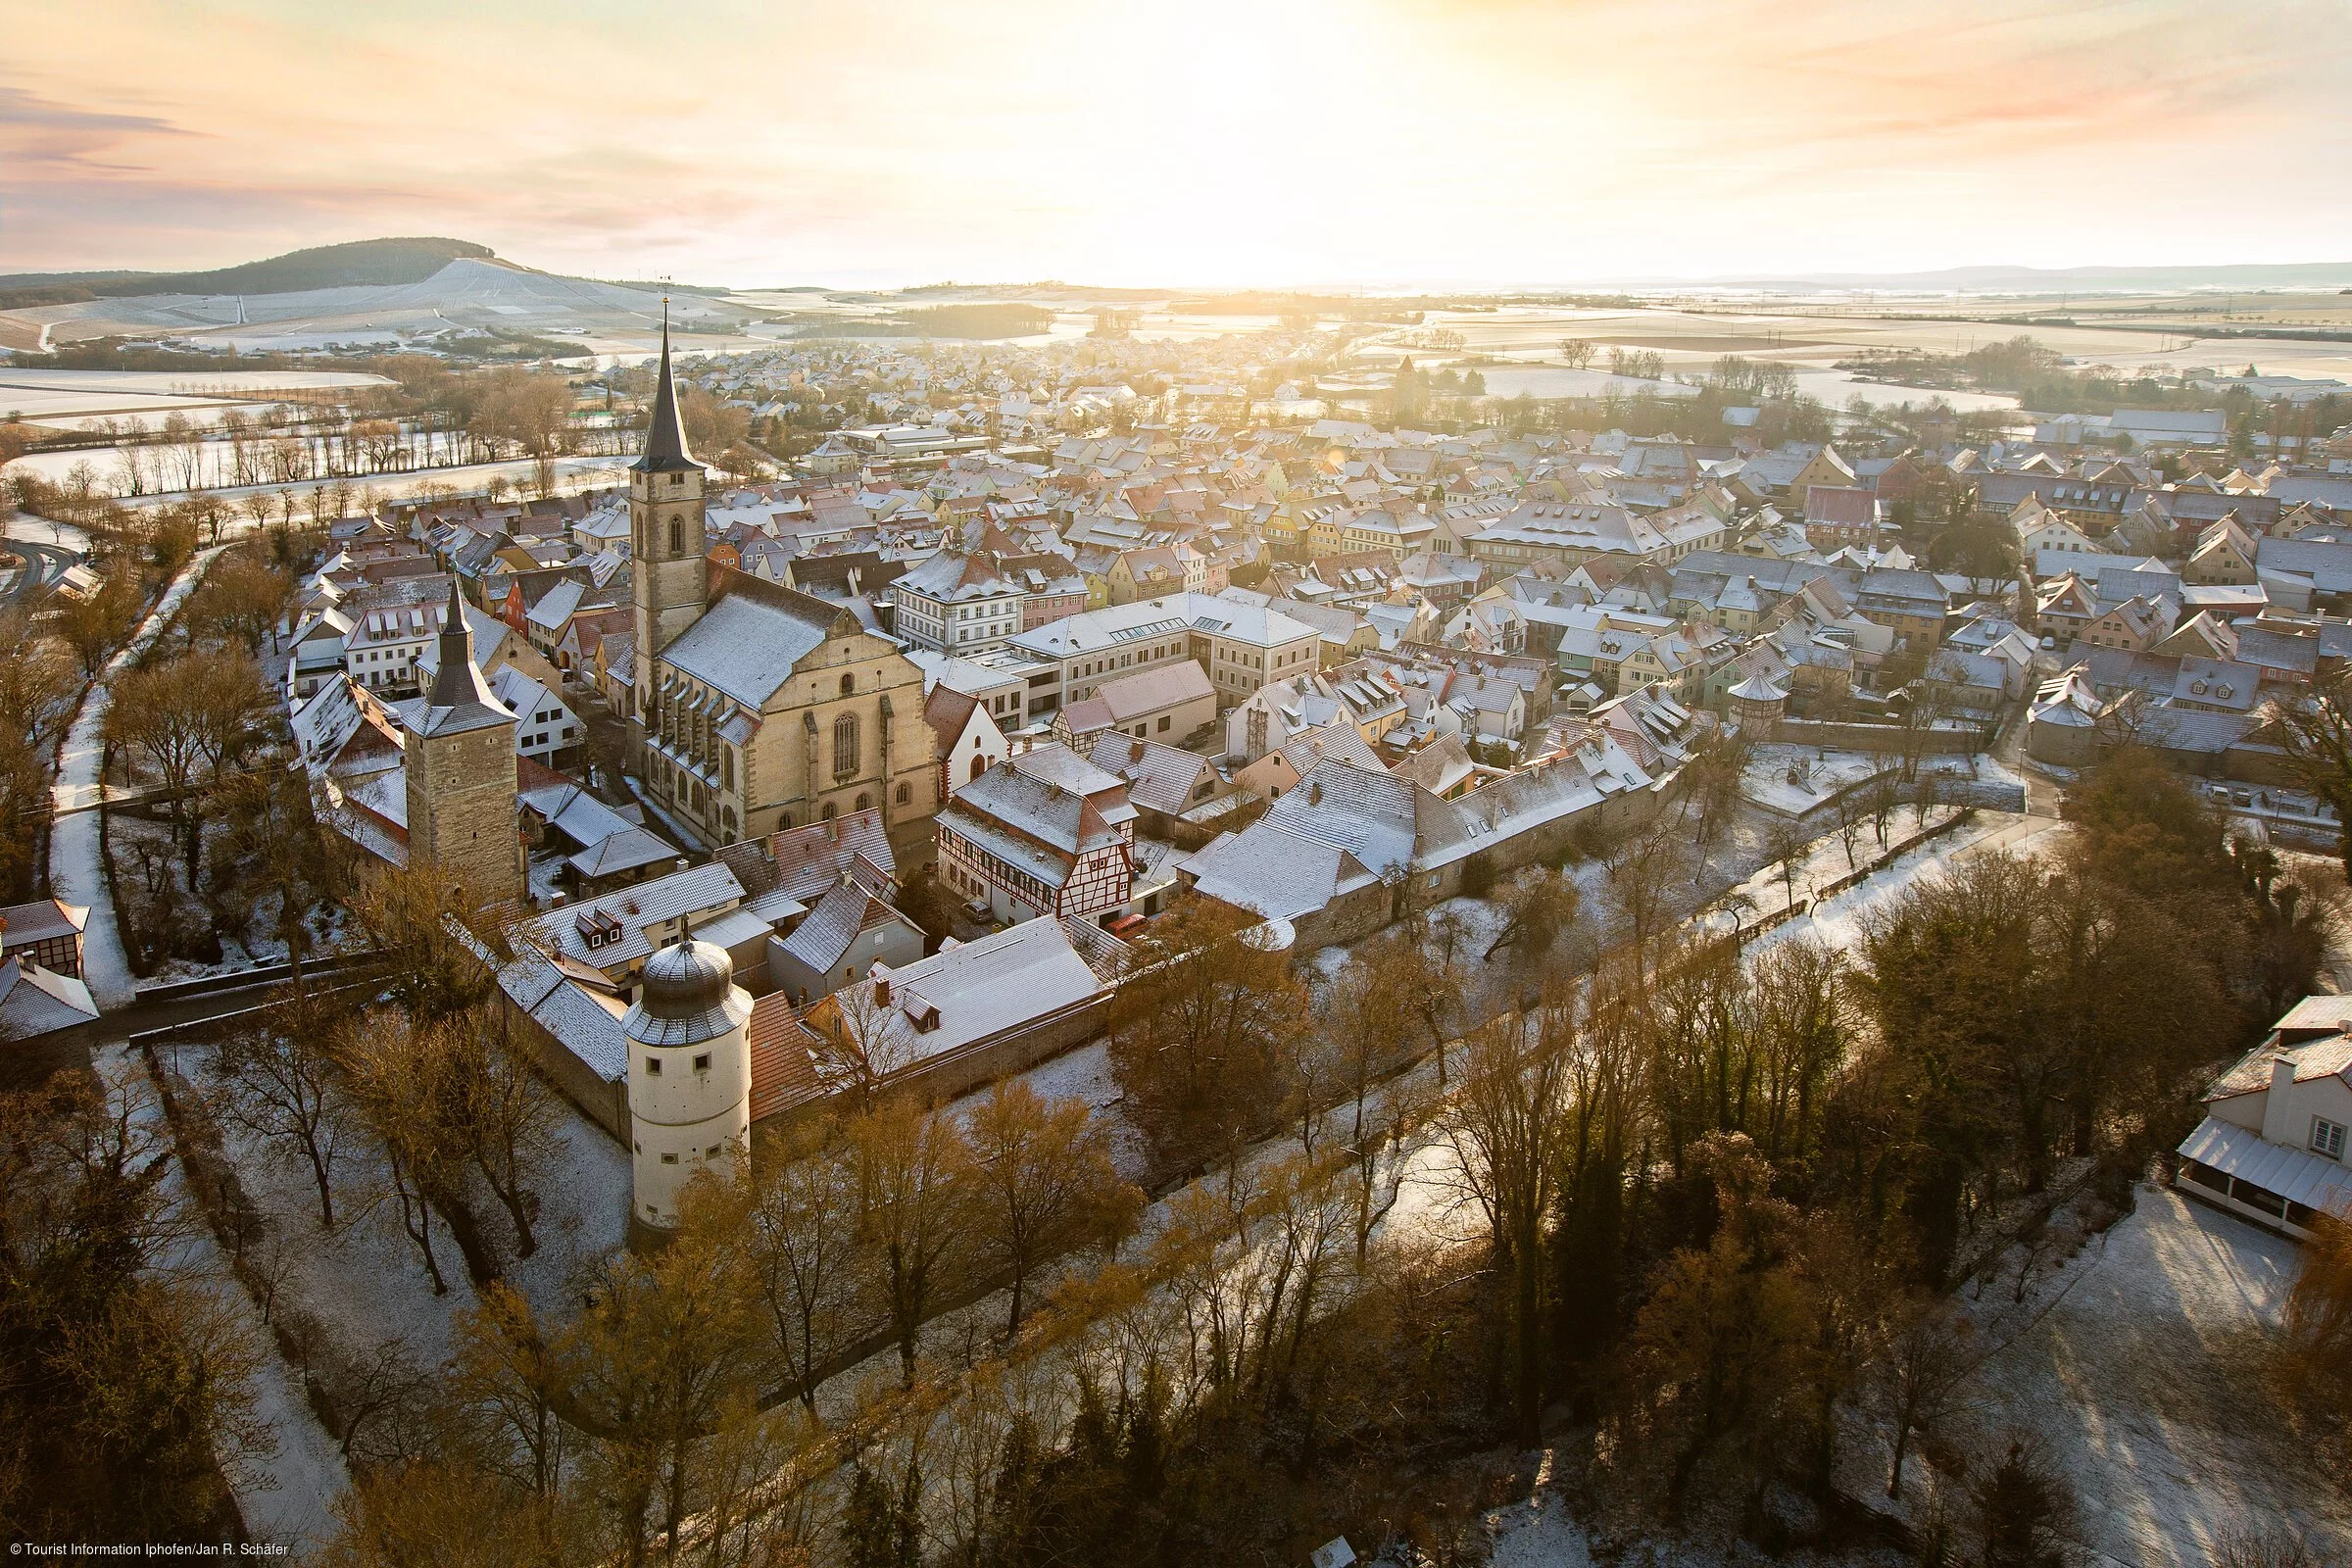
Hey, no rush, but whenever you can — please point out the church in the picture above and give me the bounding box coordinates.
[628,318,938,854]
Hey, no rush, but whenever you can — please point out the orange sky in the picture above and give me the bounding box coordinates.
[4,0,2348,286]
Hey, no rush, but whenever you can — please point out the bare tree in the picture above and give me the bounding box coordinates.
[1876,1300,1987,1498]
[960,1081,1141,1336]
[1763,816,1810,912]
[851,1097,972,1385]
[1439,1001,1573,1444]
[211,998,351,1230]
[744,1131,862,1415]
[2278,672,2352,877]
[1483,863,1581,964]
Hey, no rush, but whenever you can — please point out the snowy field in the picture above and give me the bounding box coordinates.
[1967,1184,2352,1567]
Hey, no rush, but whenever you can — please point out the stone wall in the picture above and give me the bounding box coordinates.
[1770,717,1987,755]
[756,993,1120,1141]
[496,990,631,1141]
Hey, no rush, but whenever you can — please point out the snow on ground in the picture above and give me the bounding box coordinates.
[961,1037,1152,1180]
[166,1032,630,1476]
[108,1044,352,1555]
[50,545,226,1009]
[4,508,94,554]
[1740,812,2062,955]
[1965,1184,2352,1567]
[1742,745,2018,820]
[1744,745,1888,815]
[1486,1459,1596,1568]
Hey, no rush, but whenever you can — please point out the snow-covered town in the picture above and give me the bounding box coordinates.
[12,6,2352,1565]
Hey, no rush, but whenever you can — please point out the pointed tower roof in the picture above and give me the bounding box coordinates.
[633,301,700,475]
[411,579,513,736]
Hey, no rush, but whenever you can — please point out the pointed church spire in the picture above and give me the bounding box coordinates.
[633,296,699,473]
[426,577,503,712]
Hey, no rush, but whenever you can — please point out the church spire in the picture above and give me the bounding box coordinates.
[633,297,699,473]
[425,576,503,713]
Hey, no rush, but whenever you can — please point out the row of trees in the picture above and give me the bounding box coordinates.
[0,1073,265,1541]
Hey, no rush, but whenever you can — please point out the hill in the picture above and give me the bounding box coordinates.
[0,237,497,309]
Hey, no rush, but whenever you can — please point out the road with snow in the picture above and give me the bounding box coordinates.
[50,546,226,1009]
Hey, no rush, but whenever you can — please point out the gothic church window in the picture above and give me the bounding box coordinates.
[833,713,859,778]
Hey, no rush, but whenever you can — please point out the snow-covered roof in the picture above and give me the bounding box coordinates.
[822,918,1121,1071]
[0,956,98,1038]
[658,585,839,709]
[2180,1114,2352,1213]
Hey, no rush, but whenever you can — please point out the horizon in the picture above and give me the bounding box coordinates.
[8,0,2351,287]
[17,237,2352,297]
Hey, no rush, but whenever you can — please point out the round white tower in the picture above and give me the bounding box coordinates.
[623,937,753,1233]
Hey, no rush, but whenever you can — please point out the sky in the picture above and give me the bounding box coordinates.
[4,0,2350,288]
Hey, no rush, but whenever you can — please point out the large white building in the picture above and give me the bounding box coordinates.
[890,551,1027,654]
[1000,591,1321,726]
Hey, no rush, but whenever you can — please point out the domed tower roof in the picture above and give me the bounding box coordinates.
[622,936,750,1047]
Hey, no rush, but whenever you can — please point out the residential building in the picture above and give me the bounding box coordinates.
[1003,592,1321,723]
[2180,996,2352,1238]
[935,744,1138,925]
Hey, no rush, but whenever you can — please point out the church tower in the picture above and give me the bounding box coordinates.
[403,580,522,906]
[622,937,752,1237]
[630,305,710,737]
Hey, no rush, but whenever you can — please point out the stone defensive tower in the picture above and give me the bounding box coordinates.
[621,937,753,1234]
[402,580,521,906]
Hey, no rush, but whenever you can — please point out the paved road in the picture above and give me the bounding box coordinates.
[49,546,226,1008]
[3,537,75,603]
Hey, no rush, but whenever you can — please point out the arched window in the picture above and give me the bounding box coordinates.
[839,672,855,697]
[832,712,859,778]
[896,781,912,806]
[968,755,987,783]
[822,802,838,821]
[668,516,682,554]
[855,792,871,811]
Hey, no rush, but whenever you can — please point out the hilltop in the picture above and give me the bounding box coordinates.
[0,238,498,310]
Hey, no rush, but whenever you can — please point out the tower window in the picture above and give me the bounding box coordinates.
[669,517,682,553]
[661,1152,678,1164]
[644,1054,662,1076]
[669,471,682,489]
[897,781,912,805]
[693,1053,710,1072]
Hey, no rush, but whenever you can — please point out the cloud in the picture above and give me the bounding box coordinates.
[2,0,2347,281]
[0,83,194,177]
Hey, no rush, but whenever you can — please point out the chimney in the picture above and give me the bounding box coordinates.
[2262,1054,2298,1145]
[871,963,892,1006]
